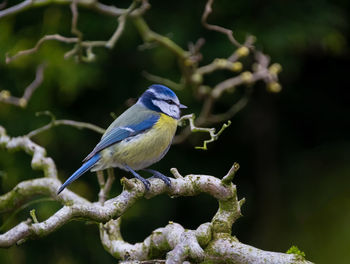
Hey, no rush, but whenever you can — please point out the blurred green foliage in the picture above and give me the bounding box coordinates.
[1,0,350,263]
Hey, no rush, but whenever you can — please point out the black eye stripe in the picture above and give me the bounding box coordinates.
[164,99,175,105]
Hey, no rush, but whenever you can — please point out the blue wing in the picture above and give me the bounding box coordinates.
[83,114,160,162]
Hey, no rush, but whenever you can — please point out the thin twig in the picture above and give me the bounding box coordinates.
[132,16,189,60]
[71,0,83,40]
[177,114,231,150]
[26,111,104,138]
[97,170,105,203]
[97,169,115,204]
[142,71,184,90]
[5,0,148,63]
[197,58,243,75]
[188,38,205,64]
[129,0,150,17]
[0,0,32,18]
[6,35,78,63]
[106,6,131,49]
[207,87,252,123]
[211,52,278,99]
[228,35,256,62]
[197,120,231,150]
[201,0,241,47]
[0,0,126,19]
[27,118,105,138]
[221,162,240,185]
[0,64,46,108]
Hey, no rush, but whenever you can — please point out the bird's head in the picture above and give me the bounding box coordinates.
[138,84,187,119]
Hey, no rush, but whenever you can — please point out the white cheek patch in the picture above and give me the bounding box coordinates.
[169,105,180,119]
[152,100,169,114]
[152,100,180,119]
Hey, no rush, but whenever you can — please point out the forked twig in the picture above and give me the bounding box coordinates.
[0,64,46,108]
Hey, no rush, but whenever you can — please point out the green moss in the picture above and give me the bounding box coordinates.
[203,236,237,264]
[286,245,306,259]
[196,226,212,246]
[148,235,170,259]
[212,197,241,234]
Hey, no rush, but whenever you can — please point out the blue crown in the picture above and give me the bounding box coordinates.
[148,84,177,99]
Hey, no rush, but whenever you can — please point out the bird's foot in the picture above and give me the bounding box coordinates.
[144,169,171,187]
[125,165,151,191]
[134,175,151,191]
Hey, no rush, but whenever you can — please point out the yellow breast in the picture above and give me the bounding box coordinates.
[154,113,178,131]
[100,113,178,170]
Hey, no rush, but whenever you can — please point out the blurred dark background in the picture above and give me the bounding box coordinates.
[1,0,350,263]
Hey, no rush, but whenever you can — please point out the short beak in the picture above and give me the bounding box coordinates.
[179,103,187,109]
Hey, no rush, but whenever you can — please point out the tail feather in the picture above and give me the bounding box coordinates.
[57,154,100,194]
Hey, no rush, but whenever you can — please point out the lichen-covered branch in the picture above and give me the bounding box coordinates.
[0,126,239,253]
[98,165,312,263]
[100,212,312,264]
[0,122,313,263]
[0,126,57,179]
[205,237,313,264]
[0,160,237,248]
[1,125,239,248]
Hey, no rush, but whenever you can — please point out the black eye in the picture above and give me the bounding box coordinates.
[166,99,175,104]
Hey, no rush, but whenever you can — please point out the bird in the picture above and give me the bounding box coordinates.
[57,84,187,194]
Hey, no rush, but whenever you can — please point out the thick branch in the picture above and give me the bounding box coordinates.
[205,236,313,264]
[0,127,312,263]
[0,178,87,213]
[101,220,208,263]
[0,163,238,248]
[100,219,312,264]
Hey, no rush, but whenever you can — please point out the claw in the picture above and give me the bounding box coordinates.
[140,177,151,190]
[144,169,172,187]
[125,165,151,191]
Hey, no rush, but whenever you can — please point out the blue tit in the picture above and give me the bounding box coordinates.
[57,84,187,194]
